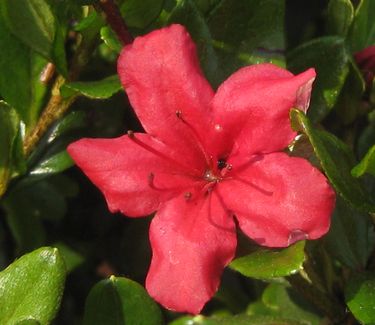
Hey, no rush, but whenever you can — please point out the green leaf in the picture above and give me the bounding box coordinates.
[100,26,123,53]
[120,0,164,29]
[169,314,307,325]
[352,145,375,177]
[230,241,305,280]
[326,0,354,36]
[348,0,375,52]
[2,180,67,252]
[324,197,375,269]
[0,247,66,325]
[0,14,48,128]
[334,60,366,125]
[168,0,219,87]
[53,242,84,273]
[247,283,321,325]
[30,151,74,176]
[287,37,350,122]
[346,272,375,324]
[83,276,163,325]
[1,0,55,60]
[290,109,375,212]
[207,0,286,83]
[62,75,122,99]
[0,102,19,196]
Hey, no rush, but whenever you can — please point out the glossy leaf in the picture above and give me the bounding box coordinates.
[101,26,122,53]
[326,0,354,36]
[230,241,305,280]
[0,13,48,128]
[0,102,19,196]
[120,0,164,29]
[83,276,163,325]
[53,242,84,273]
[324,197,375,269]
[348,0,375,52]
[247,283,321,325]
[0,247,66,325]
[0,0,55,59]
[290,109,375,212]
[62,75,122,99]
[168,0,219,87]
[30,151,74,176]
[207,0,286,83]
[287,37,350,122]
[346,272,375,324]
[352,145,375,177]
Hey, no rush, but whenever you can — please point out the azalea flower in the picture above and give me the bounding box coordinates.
[354,45,375,88]
[68,24,335,314]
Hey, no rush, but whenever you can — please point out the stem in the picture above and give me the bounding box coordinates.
[96,0,133,45]
[23,76,78,157]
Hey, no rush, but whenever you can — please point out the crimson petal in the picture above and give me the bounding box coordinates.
[67,134,198,217]
[146,190,236,314]
[219,152,335,247]
[212,63,316,156]
[118,24,214,163]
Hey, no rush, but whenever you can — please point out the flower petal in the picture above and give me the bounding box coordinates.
[219,152,335,247]
[67,134,199,217]
[118,24,214,159]
[146,190,236,314]
[212,64,316,156]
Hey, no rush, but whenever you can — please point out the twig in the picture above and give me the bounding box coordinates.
[96,0,133,45]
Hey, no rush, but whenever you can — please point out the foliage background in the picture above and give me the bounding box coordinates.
[0,0,375,324]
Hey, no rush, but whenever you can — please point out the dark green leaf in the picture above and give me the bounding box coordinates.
[290,109,375,212]
[334,60,365,125]
[169,314,307,325]
[30,151,74,176]
[16,320,40,325]
[348,0,375,52]
[324,197,375,269]
[352,145,375,177]
[83,276,163,325]
[2,180,67,252]
[346,272,375,324]
[168,0,219,87]
[326,0,354,36]
[53,242,84,273]
[62,75,122,99]
[1,0,55,59]
[247,283,321,325]
[0,247,66,324]
[100,26,123,53]
[207,0,286,83]
[0,14,48,128]
[230,241,305,280]
[0,102,19,196]
[121,0,164,29]
[287,37,350,122]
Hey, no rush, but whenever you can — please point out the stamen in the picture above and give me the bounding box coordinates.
[127,130,200,176]
[231,176,273,196]
[184,192,192,200]
[175,110,212,167]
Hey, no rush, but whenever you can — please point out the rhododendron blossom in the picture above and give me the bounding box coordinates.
[68,24,335,314]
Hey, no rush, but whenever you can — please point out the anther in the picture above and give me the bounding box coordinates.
[127,130,135,138]
[184,192,192,200]
[176,110,182,118]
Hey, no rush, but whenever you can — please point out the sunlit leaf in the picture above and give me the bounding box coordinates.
[0,247,66,325]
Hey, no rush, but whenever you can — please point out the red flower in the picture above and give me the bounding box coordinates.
[354,45,375,88]
[68,24,335,314]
